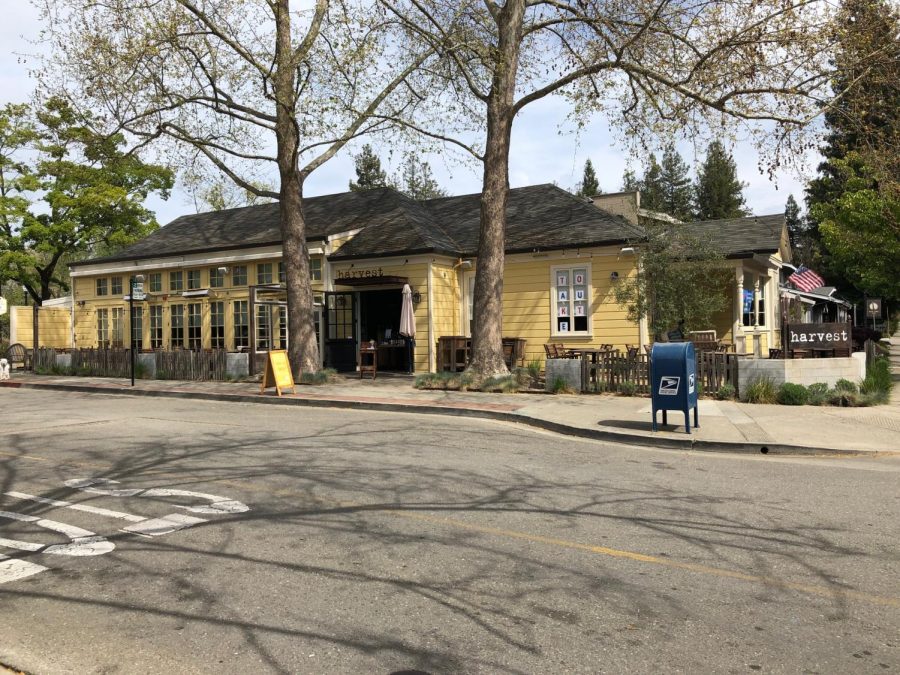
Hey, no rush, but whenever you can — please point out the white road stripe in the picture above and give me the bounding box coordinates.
[0,510,115,556]
[0,555,48,584]
[6,491,146,523]
[122,513,206,536]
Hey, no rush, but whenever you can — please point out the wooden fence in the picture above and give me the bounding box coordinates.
[582,349,741,396]
[155,349,227,381]
[34,347,228,381]
[72,348,130,378]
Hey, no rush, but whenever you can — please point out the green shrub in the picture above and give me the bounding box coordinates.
[715,383,736,400]
[481,374,522,393]
[552,376,576,394]
[511,367,533,388]
[743,375,778,404]
[806,382,830,406]
[526,358,542,382]
[618,380,637,396]
[777,382,808,405]
[834,378,858,394]
[828,389,860,407]
[861,357,892,396]
[300,368,339,385]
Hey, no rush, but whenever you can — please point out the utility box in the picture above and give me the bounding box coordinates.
[650,342,699,433]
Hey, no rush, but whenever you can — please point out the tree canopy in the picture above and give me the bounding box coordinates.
[349,144,391,192]
[575,159,600,198]
[394,153,447,200]
[693,141,749,221]
[0,99,172,304]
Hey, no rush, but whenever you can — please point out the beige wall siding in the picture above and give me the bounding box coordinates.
[10,306,72,349]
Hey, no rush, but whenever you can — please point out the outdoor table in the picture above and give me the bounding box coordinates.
[568,348,615,389]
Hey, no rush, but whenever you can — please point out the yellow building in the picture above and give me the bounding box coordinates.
[67,185,788,372]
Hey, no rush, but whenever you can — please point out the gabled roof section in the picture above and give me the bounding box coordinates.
[71,188,410,267]
[683,213,786,259]
[331,184,644,260]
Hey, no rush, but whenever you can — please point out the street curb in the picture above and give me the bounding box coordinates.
[1,379,880,458]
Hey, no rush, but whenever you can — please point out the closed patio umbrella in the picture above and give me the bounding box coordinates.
[400,284,416,372]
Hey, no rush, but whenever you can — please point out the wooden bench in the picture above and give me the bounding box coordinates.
[5,343,32,370]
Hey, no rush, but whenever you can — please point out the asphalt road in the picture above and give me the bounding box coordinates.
[0,389,898,674]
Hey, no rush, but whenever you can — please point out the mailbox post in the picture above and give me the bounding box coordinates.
[650,342,699,434]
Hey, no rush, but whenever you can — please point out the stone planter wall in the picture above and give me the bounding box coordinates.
[738,353,865,391]
[544,358,582,392]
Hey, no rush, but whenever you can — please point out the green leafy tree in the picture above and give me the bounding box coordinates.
[811,155,899,300]
[805,0,899,298]
[658,145,693,221]
[0,99,172,304]
[394,153,446,199]
[613,222,732,339]
[693,141,749,220]
[575,158,600,197]
[349,144,390,192]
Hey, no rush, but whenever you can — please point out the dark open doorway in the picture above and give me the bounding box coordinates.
[359,289,411,372]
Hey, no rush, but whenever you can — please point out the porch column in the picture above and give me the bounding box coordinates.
[734,268,743,341]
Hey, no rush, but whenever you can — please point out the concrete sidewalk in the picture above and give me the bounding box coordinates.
[3,356,898,455]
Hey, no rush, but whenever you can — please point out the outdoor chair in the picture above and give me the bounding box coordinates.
[5,343,31,371]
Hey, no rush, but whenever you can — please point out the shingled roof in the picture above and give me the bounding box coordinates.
[683,213,786,258]
[73,184,645,266]
[71,188,419,266]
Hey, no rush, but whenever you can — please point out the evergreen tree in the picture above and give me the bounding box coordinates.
[349,144,389,191]
[693,141,749,220]
[639,154,665,212]
[576,158,600,197]
[621,168,640,192]
[395,153,447,200]
[658,145,693,220]
[784,194,805,260]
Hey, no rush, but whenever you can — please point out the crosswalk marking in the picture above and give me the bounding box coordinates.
[0,555,48,584]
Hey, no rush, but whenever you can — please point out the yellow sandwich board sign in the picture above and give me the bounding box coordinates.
[260,350,295,396]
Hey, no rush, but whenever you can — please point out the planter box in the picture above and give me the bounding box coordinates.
[544,358,581,392]
[738,354,865,390]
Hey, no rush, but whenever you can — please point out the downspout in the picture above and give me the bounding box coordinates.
[427,260,434,372]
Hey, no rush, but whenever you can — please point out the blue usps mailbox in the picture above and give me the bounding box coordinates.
[650,342,699,433]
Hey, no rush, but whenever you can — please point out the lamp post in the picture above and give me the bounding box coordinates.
[129,274,145,386]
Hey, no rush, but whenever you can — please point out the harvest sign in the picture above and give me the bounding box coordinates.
[786,323,851,349]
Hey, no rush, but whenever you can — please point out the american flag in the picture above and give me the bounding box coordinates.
[787,266,825,292]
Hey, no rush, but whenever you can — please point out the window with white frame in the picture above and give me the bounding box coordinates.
[210,301,225,348]
[149,306,163,349]
[742,272,767,328]
[97,308,109,347]
[551,265,591,335]
[111,307,125,347]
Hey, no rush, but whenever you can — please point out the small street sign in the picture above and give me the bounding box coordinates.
[867,298,882,318]
[131,281,146,301]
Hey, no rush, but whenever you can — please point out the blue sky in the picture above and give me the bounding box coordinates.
[2,3,814,226]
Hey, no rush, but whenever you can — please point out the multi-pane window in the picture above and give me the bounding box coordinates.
[131,307,143,351]
[256,305,272,350]
[187,269,201,290]
[742,273,767,327]
[232,265,247,286]
[111,277,123,296]
[309,257,322,281]
[169,271,183,292]
[551,266,591,335]
[187,303,202,349]
[209,267,225,288]
[149,273,162,293]
[210,302,225,349]
[149,306,163,349]
[278,261,285,284]
[277,307,287,349]
[96,278,108,297]
[170,305,184,348]
[257,263,273,285]
[111,307,125,347]
[233,301,249,349]
[97,308,109,347]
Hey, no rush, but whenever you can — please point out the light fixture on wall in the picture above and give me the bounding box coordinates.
[610,271,620,282]
[77,300,86,307]
[217,266,229,274]
[453,258,473,269]
[411,291,422,305]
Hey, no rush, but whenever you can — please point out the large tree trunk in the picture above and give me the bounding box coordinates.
[467,0,526,378]
[274,0,320,376]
